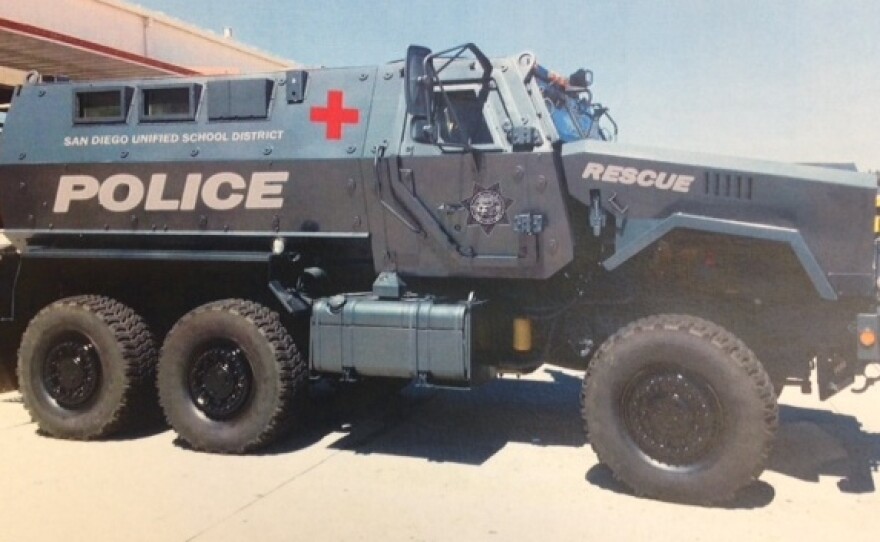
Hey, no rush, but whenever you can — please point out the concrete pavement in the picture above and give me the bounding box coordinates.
[1,366,879,541]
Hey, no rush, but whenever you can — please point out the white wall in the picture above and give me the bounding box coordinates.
[4,0,296,74]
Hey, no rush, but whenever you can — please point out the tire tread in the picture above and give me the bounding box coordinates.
[18,295,158,439]
[158,299,305,453]
[581,314,778,504]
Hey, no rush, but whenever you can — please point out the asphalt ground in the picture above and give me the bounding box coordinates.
[1,366,879,541]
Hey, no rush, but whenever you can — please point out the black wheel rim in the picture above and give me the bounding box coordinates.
[41,333,102,410]
[187,341,253,420]
[621,364,723,468]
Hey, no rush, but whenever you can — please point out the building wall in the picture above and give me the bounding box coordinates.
[3,0,296,75]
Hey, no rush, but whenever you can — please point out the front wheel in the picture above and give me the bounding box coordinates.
[157,299,306,453]
[581,314,778,504]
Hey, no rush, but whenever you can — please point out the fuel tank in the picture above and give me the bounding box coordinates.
[310,293,486,385]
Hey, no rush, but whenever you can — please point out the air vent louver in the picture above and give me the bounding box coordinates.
[703,172,753,200]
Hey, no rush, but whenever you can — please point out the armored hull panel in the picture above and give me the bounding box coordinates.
[562,140,877,298]
[0,67,379,246]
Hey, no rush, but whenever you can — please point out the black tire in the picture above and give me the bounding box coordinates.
[581,314,778,504]
[157,299,305,453]
[17,295,158,439]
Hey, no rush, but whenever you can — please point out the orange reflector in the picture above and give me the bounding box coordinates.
[875,195,880,234]
[860,328,877,348]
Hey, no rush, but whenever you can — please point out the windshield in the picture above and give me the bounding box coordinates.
[534,65,614,143]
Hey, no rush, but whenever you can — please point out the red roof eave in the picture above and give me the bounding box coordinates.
[0,16,200,76]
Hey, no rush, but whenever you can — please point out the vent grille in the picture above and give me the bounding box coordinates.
[703,172,753,200]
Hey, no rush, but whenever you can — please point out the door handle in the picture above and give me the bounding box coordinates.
[438,203,466,215]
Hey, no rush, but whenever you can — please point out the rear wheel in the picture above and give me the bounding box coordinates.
[17,295,157,439]
[157,299,306,453]
[581,314,778,504]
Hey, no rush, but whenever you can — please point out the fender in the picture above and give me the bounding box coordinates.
[561,140,877,300]
[602,213,837,300]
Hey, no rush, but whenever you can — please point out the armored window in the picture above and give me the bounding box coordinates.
[74,87,132,123]
[140,84,201,122]
[435,90,493,145]
[207,78,274,121]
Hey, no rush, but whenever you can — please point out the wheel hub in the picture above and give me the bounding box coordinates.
[42,338,101,409]
[188,344,252,420]
[622,367,722,467]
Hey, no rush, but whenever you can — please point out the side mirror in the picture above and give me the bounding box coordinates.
[405,45,432,119]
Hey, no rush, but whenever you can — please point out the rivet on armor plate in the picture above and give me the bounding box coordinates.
[537,175,548,192]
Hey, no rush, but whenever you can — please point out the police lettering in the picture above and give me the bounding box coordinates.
[53,172,288,213]
[581,162,694,193]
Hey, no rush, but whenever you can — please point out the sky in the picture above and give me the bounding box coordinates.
[133,0,880,172]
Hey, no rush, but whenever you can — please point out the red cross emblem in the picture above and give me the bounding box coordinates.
[310,90,360,140]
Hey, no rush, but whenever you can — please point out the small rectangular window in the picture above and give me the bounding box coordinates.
[139,84,201,122]
[435,90,493,145]
[74,87,132,123]
[207,78,274,121]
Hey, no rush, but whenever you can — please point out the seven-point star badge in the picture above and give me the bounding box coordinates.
[462,183,514,234]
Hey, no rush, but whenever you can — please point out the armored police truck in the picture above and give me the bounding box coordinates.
[0,43,877,504]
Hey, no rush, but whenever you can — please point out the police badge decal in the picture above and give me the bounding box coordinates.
[462,183,514,234]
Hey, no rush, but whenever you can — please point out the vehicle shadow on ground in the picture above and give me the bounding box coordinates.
[264,368,587,459]
[585,403,880,508]
[1,393,22,404]
[269,367,880,509]
[2,391,171,441]
[770,405,880,494]
[585,464,777,509]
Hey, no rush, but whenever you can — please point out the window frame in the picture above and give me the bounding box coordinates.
[429,84,506,152]
[206,78,275,122]
[138,83,201,123]
[72,86,133,125]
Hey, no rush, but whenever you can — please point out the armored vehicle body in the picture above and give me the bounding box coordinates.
[0,43,878,504]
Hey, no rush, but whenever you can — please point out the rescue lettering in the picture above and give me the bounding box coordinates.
[581,162,695,193]
[53,172,289,213]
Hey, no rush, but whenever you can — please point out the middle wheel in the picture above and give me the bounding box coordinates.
[157,299,306,453]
